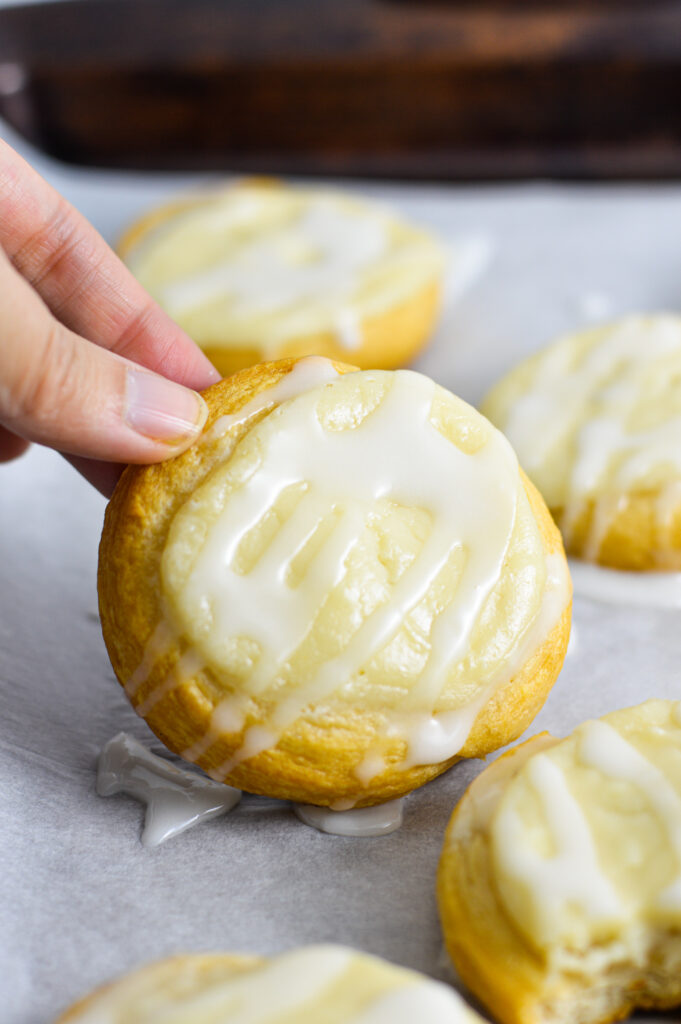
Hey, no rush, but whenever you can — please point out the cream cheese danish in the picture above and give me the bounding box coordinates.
[118,181,444,374]
[56,945,487,1023]
[483,314,681,571]
[98,356,571,808]
[438,699,681,1024]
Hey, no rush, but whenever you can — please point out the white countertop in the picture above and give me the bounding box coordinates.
[1,118,680,1023]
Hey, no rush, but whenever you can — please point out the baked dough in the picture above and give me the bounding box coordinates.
[482,314,681,570]
[438,699,681,1024]
[57,945,486,1022]
[99,355,571,808]
[118,180,444,374]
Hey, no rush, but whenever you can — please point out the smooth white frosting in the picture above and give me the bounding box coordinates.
[293,799,404,837]
[98,734,409,841]
[96,733,241,847]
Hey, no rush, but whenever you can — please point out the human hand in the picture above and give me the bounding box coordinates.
[0,139,221,496]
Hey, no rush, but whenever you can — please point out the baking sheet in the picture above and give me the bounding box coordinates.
[2,119,681,1023]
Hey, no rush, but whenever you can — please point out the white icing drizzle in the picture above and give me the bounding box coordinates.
[206,355,341,444]
[578,718,681,908]
[493,315,681,564]
[493,752,622,937]
[171,369,520,778]
[177,945,354,1024]
[70,944,480,1023]
[569,559,681,608]
[350,979,477,1023]
[128,189,444,353]
[96,733,242,847]
[124,620,174,699]
[396,550,569,769]
[161,199,390,321]
[293,798,404,837]
[125,357,341,708]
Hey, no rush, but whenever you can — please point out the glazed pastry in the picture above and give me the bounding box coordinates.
[438,699,681,1024]
[483,314,681,570]
[118,180,444,374]
[57,945,486,1022]
[98,356,571,808]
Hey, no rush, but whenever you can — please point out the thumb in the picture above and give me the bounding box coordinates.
[0,253,208,464]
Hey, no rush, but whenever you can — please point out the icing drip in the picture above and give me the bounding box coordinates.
[96,733,242,847]
[569,560,681,608]
[390,550,569,770]
[124,621,174,699]
[493,752,622,940]
[293,799,404,837]
[206,355,341,444]
[97,734,408,842]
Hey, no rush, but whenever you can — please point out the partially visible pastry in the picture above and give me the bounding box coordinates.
[98,355,571,808]
[119,181,444,374]
[438,699,681,1024]
[483,314,681,569]
[57,945,487,1022]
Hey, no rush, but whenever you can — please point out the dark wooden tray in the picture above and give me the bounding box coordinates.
[2,0,681,179]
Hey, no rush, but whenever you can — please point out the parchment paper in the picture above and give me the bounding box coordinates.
[2,119,680,1023]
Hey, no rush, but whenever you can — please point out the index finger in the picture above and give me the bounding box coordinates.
[0,139,220,391]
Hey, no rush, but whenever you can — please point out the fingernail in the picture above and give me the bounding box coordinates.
[124,368,208,445]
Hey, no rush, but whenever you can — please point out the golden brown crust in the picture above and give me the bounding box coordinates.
[459,473,570,760]
[554,493,681,571]
[117,184,442,374]
[99,359,570,807]
[438,716,681,1024]
[438,736,558,1024]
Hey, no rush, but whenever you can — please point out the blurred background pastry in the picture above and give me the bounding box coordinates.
[119,181,444,375]
[57,945,487,1023]
[483,315,681,571]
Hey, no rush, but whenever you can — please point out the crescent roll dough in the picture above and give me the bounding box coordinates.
[98,356,571,808]
[438,699,681,1024]
[118,181,444,374]
[57,945,487,1023]
[483,314,681,570]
